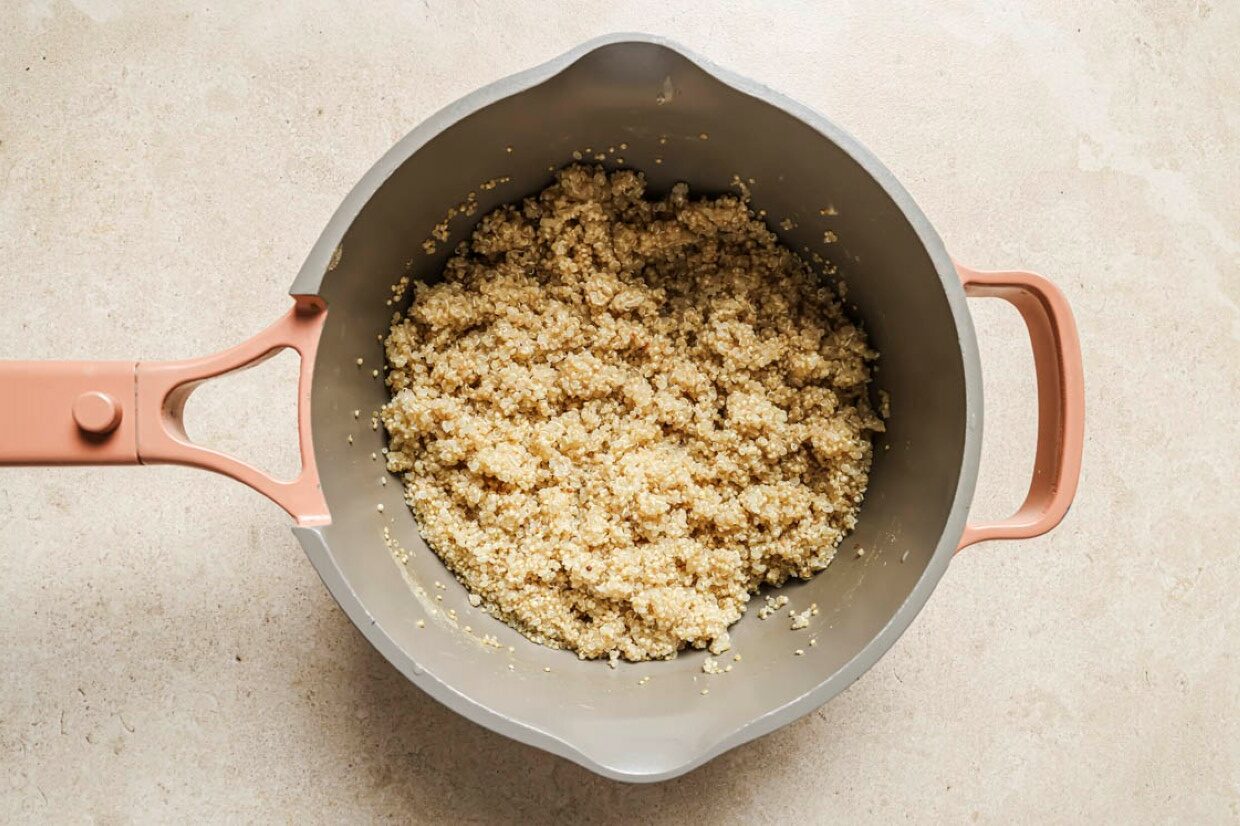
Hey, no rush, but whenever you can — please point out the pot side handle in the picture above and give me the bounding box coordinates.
[0,297,330,527]
[955,263,1084,552]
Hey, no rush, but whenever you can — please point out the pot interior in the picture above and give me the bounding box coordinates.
[299,39,971,779]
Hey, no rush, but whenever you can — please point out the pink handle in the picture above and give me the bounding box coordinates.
[0,298,330,526]
[0,360,140,464]
[956,263,1084,551]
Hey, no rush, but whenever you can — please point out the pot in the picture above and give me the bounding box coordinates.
[0,34,1084,782]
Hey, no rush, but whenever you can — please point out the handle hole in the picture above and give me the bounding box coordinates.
[181,347,302,483]
[971,297,1038,524]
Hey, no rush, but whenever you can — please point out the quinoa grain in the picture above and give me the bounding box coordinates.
[381,165,882,661]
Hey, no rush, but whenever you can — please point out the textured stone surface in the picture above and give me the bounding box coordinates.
[1,1,1236,822]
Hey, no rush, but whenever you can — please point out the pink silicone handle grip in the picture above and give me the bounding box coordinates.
[956,264,1084,551]
[0,299,330,526]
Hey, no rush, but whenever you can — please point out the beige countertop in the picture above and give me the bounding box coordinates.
[1,1,1237,822]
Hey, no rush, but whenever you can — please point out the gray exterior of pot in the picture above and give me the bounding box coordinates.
[289,33,983,782]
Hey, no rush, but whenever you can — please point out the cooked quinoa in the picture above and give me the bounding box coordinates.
[381,165,883,661]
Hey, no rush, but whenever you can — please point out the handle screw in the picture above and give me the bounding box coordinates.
[73,391,121,434]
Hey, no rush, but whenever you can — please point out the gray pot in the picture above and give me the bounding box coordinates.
[0,34,1084,782]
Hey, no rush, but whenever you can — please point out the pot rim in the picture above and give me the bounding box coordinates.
[291,32,983,782]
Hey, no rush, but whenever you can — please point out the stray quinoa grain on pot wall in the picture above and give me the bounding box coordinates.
[380,165,884,662]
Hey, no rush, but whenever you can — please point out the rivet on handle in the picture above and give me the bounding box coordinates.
[72,391,122,434]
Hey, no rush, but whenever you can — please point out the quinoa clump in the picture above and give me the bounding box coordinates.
[381,165,883,661]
